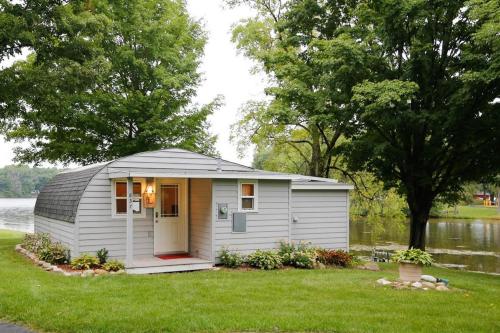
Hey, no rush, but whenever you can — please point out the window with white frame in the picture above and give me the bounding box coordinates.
[113,180,144,217]
[238,180,258,211]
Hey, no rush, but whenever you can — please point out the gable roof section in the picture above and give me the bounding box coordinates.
[34,164,108,223]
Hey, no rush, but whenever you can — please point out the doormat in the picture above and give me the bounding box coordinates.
[156,253,192,260]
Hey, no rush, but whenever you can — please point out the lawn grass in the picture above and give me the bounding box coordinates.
[434,205,500,220]
[1,230,499,333]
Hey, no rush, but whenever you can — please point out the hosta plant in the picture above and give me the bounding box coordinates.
[391,248,433,266]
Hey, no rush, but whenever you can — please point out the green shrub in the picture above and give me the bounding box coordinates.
[38,242,70,265]
[96,248,109,265]
[247,250,282,270]
[317,249,353,267]
[219,248,244,268]
[22,232,51,255]
[391,248,433,266]
[71,254,100,270]
[278,241,317,269]
[103,260,125,272]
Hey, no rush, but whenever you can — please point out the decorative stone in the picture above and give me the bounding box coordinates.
[42,262,52,269]
[421,275,437,283]
[377,278,392,285]
[116,269,125,275]
[436,285,450,291]
[411,281,423,288]
[44,266,53,271]
[314,262,326,269]
[421,281,436,289]
[360,262,380,271]
[81,270,95,277]
[436,282,446,287]
[52,266,64,273]
[15,244,22,252]
[94,269,108,275]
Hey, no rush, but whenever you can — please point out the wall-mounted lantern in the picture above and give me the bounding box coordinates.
[143,180,156,208]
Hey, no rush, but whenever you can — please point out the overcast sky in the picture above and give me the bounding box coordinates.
[0,0,265,168]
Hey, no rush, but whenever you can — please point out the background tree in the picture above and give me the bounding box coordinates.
[345,0,500,249]
[0,0,218,165]
[228,0,369,177]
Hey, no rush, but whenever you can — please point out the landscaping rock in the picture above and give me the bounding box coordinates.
[42,262,52,269]
[377,278,392,286]
[81,270,95,277]
[314,262,326,269]
[94,269,108,275]
[436,285,450,291]
[52,266,63,273]
[436,282,446,287]
[421,275,437,283]
[421,281,436,289]
[15,244,22,252]
[411,281,423,289]
[64,271,80,277]
[359,262,380,271]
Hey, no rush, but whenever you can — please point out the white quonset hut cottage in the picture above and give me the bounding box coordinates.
[34,148,353,274]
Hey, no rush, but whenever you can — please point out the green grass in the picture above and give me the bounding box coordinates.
[1,230,499,333]
[434,205,500,220]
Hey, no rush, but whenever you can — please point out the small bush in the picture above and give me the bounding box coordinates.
[96,248,109,265]
[219,248,244,268]
[71,254,100,270]
[22,232,51,255]
[103,260,125,272]
[247,250,282,270]
[391,248,433,266]
[278,241,317,269]
[317,249,353,267]
[38,242,70,265]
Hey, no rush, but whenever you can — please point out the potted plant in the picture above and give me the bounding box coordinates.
[391,248,433,282]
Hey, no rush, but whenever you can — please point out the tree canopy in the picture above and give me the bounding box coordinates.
[230,0,500,249]
[0,0,218,165]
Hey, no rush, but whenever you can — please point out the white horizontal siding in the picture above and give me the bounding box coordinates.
[76,169,153,259]
[291,189,349,250]
[34,215,76,254]
[213,179,291,258]
[189,179,212,260]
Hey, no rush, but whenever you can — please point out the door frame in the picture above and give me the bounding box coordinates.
[153,178,189,255]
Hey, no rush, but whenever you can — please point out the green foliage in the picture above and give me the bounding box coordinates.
[316,249,353,267]
[22,233,70,264]
[247,250,282,270]
[38,242,70,265]
[278,241,317,269]
[102,260,125,272]
[391,249,434,266]
[0,0,218,165]
[0,165,58,197]
[22,233,51,255]
[96,248,108,265]
[219,248,244,268]
[70,254,99,270]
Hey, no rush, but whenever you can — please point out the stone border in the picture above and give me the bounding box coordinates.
[15,244,125,277]
[376,277,451,291]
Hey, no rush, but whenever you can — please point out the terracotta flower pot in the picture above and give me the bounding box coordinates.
[398,262,422,282]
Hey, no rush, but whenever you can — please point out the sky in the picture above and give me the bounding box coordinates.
[0,0,266,168]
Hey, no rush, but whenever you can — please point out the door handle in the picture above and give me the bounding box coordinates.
[155,212,158,218]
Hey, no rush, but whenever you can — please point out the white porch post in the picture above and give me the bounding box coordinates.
[126,177,134,267]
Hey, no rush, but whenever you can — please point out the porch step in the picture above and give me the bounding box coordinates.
[126,262,214,275]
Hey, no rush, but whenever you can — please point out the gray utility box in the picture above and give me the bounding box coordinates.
[232,212,247,232]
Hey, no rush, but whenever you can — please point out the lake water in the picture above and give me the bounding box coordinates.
[0,198,498,273]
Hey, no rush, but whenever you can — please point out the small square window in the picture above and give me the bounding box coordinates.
[239,181,258,212]
[241,184,254,196]
[241,198,254,210]
[115,182,127,197]
[116,198,127,213]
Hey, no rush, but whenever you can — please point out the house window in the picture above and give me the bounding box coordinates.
[113,181,143,216]
[160,184,179,217]
[238,180,258,212]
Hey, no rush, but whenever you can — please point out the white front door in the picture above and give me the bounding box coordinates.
[154,178,188,254]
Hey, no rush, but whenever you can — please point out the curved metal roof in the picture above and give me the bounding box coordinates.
[34,164,108,223]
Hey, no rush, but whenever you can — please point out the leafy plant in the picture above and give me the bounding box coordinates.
[247,250,282,270]
[103,260,125,272]
[22,233,51,255]
[317,249,353,267]
[38,242,70,265]
[278,241,316,269]
[70,254,100,270]
[219,248,245,268]
[391,248,433,266]
[96,248,109,265]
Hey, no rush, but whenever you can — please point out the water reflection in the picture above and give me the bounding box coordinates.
[350,218,500,273]
[0,198,36,233]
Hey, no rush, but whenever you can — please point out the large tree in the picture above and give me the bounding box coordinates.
[229,0,369,177]
[0,0,218,165]
[346,0,500,249]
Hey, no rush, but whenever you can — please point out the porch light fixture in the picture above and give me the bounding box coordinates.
[143,182,156,208]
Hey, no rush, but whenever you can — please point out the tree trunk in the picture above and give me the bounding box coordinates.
[408,212,428,250]
[309,125,322,177]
